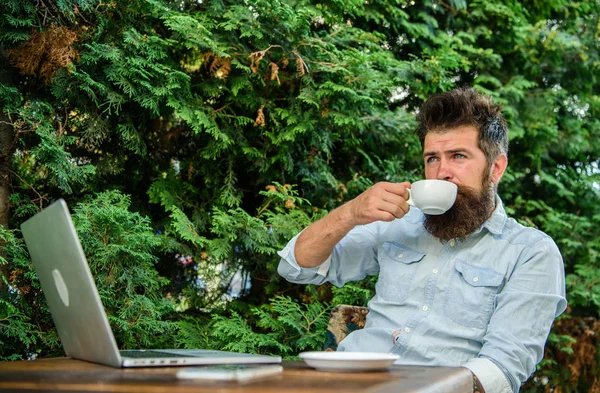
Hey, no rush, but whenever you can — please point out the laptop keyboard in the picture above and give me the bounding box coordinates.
[120,350,195,358]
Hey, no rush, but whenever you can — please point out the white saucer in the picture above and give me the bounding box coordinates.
[298,351,400,372]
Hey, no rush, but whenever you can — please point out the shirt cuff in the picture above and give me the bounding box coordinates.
[463,357,512,393]
[276,230,332,277]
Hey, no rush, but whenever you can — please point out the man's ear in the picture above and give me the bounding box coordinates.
[490,154,508,184]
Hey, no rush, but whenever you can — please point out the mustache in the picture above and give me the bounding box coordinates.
[455,184,479,196]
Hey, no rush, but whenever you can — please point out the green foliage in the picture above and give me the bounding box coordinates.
[16,101,96,194]
[149,179,317,309]
[0,227,45,361]
[206,296,331,357]
[1,0,599,390]
[0,1,36,44]
[70,191,179,349]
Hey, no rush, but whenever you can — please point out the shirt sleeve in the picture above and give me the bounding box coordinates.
[277,224,381,287]
[475,236,567,392]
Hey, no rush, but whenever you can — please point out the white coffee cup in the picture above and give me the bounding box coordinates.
[406,180,458,215]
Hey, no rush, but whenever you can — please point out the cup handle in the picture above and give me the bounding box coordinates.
[406,189,414,207]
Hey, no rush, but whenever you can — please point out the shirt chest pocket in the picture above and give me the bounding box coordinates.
[443,260,505,329]
[376,242,426,304]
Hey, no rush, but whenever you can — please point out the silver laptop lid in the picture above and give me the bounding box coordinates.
[21,199,123,367]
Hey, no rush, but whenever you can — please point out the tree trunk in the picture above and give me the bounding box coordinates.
[0,108,13,293]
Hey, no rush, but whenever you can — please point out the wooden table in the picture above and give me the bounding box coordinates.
[0,357,473,393]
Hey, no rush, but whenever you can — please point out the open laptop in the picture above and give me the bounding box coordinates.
[20,199,281,368]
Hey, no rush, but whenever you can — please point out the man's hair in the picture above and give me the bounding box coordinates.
[416,87,508,165]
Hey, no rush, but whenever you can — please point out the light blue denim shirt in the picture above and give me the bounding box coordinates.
[278,197,567,393]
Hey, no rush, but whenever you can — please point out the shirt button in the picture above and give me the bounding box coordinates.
[397,253,404,258]
[404,327,411,333]
[422,306,428,312]
[432,269,438,274]
[473,277,479,283]
[449,240,456,247]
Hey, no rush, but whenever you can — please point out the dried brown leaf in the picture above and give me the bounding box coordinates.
[254,105,265,127]
[8,25,79,84]
[249,51,266,73]
[210,56,231,80]
[268,61,279,83]
[295,56,305,76]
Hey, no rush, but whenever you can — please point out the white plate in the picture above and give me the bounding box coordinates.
[298,351,400,372]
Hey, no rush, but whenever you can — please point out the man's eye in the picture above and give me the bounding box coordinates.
[454,154,466,159]
[426,157,438,163]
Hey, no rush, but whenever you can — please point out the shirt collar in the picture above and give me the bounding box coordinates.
[481,195,507,236]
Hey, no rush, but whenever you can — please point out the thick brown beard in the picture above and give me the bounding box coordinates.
[423,181,496,242]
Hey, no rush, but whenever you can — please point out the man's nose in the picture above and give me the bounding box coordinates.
[436,160,453,181]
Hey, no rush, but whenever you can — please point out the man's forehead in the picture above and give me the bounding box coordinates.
[423,126,479,151]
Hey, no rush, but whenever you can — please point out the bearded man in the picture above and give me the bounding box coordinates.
[277,88,566,393]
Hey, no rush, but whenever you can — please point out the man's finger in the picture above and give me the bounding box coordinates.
[379,201,408,219]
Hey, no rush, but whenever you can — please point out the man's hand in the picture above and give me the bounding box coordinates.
[343,182,411,226]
